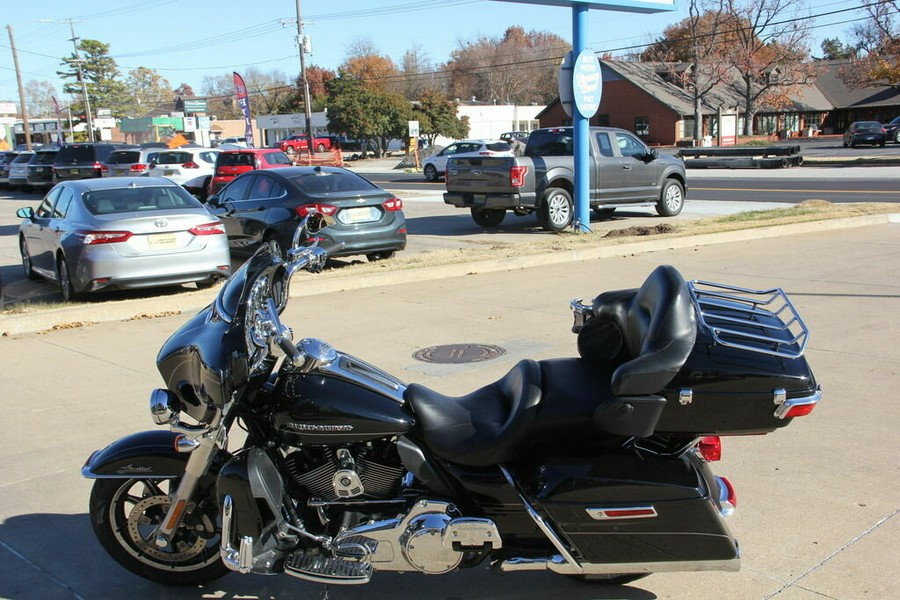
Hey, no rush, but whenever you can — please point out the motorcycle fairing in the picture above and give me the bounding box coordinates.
[82,430,190,478]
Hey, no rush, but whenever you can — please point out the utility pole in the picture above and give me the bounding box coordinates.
[63,19,94,142]
[295,0,315,155]
[6,25,32,151]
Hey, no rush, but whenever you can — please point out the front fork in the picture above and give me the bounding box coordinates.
[153,393,229,549]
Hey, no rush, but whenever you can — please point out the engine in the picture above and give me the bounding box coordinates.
[283,441,405,502]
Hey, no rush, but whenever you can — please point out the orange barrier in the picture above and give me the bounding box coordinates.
[290,147,344,167]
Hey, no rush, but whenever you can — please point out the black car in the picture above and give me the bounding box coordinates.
[53,143,130,182]
[207,166,406,262]
[26,149,59,192]
[0,151,17,188]
[883,116,900,143]
[842,121,887,148]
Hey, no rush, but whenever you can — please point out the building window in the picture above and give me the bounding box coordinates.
[635,117,650,136]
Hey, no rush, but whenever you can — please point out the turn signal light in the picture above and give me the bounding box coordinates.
[698,436,722,462]
[189,222,225,236]
[510,165,528,188]
[383,198,403,211]
[81,230,133,245]
[182,161,200,169]
[130,164,148,173]
[296,204,338,217]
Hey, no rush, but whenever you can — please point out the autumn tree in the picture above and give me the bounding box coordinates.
[844,1,899,86]
[643,0,735,140]
[124,67,172,116]
[445,26,569,104]
[24,80,58,118]
[413,90,469,145]
[58,39,130,117]
[722,0,815,135]
[282,65,336,113]
[340,38,400,92]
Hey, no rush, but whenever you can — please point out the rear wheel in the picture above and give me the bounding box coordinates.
[57,256,79,302]
[316,143,327,153]
[284,145,296,157]
[470,208,505,228]
[89,478,227,585]
[656,179,684,217]
[423,164,439,182]
[895,131,900,143]
[538,187,573,232]
[20,237,38,280]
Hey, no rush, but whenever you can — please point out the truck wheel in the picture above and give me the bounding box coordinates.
[316,143,327,153]
[423,164,439,182]
[656,179,684,217]
[471,208,505,228]
[284,146,296,156]
[538,188,573,232]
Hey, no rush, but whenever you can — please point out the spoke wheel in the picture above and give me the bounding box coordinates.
[656,179,684,217]
[89,478,228,585]
[423,164,439,182]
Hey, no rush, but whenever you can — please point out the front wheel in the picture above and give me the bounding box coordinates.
[538,187,573,232]
[423,164,439,182]
[20,237,38,280]
[89,478,228,585]
[471,208,505,228]
[656,179,684,217]
[894,130,900,143]
[316,143,327,153]
[284,145,296,156]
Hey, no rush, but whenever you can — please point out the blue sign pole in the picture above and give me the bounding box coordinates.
[572,3,591,232]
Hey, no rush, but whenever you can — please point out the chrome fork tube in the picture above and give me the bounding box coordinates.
[154,420,225,548]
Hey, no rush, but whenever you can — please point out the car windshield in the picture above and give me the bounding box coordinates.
[289,170,377,195]
[855,122,882,129]
[156,152,192,165]
[107,151,141,164]
[13,153,34,163]
[485,142,511,152]
[32,152,57,164]
[218,153,256,166]
[83,186,203,214]
[55,145,95,162]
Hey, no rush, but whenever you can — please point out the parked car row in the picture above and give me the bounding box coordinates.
[14,164,407,302]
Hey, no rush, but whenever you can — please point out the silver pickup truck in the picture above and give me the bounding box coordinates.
[443,126,687,232]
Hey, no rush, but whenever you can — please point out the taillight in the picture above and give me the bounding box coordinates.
[188,222,225,236]
[510,165,528,187]
[93,161,103,172]
[296,204,338,217]
[716,476,737,516]
[698,436,721,462]
[383,197,403,211]
[100,163,109,174]
[182,161,200,169]
[130,164,147,173]
[81,230,133,245]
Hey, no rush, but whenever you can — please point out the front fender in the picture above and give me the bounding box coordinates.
[82,430,187,479]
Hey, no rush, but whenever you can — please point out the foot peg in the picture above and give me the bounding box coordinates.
[284,552,373,585]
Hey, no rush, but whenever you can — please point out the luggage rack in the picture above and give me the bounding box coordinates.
[688,280,808,359]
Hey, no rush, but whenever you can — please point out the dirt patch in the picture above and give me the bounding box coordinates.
[125,311,182,321]
[38,321,98,334]
[605,223,677,238]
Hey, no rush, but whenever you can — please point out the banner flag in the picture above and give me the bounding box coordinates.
[233,72,254,148]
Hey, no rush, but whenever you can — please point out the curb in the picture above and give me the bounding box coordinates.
[1,213,897,337]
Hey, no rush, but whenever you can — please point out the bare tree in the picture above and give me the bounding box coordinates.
[844,0,899,86]
[24,80,58,118]
[722,0,816,135]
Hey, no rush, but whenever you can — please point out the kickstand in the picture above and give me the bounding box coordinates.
[319,584,330,600]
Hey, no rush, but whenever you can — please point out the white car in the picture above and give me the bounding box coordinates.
[148,147,220,187]
[422,140,512,182]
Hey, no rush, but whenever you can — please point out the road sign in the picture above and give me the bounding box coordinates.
[573,51,602,118]
[408,120,420,138]
[183,99,207,114]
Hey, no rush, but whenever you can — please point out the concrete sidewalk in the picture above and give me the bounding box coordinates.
[0,221,898,600]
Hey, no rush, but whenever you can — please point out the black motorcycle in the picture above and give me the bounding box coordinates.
[82,219,821,587]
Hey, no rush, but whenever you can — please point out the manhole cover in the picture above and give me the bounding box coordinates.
[413,344,506,364]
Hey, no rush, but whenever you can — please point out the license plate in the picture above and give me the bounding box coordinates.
[340,206,378,224]
[70,169,79,175]
[164,169,177,176]
[472,194,487,204]
[34,167,45,173]
[147,234,178,249]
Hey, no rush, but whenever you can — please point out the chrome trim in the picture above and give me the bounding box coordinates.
[679,388,693,406]
[773,388,787,405]
[716,477,736,518]
[688,279,809,358]
[149,389,177,425]
[497,554,740,575]
[220,495,254,573]
[316,353,408,404]
[586,506,658,520]
[774,388,822,419]
[499,465,582,573]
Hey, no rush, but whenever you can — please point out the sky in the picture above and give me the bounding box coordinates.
[0,0,871,107]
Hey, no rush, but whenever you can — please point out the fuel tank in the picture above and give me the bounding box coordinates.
[273,372,415,446]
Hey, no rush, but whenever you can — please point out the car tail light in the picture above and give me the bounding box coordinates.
[182,161,200,169]
[382,197,403,211]
[698,436,722,462]
[93,161,103,172]
[80,230,133,245]
[130,164,148,173]
[510,165,528,188]
[296,204,338,217]
[100,163,109,174]
[716,476,737,516]
[189,221,225,236]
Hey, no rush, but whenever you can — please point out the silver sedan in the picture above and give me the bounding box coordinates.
[17,177,231,301]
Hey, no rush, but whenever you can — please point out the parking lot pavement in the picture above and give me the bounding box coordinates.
[0,220,897,600]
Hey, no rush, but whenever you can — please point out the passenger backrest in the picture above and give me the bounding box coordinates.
[591,265,697,396]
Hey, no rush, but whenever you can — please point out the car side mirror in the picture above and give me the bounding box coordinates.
[16,207,35,220]
[206,194,220,207]
[643,148,658,163]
